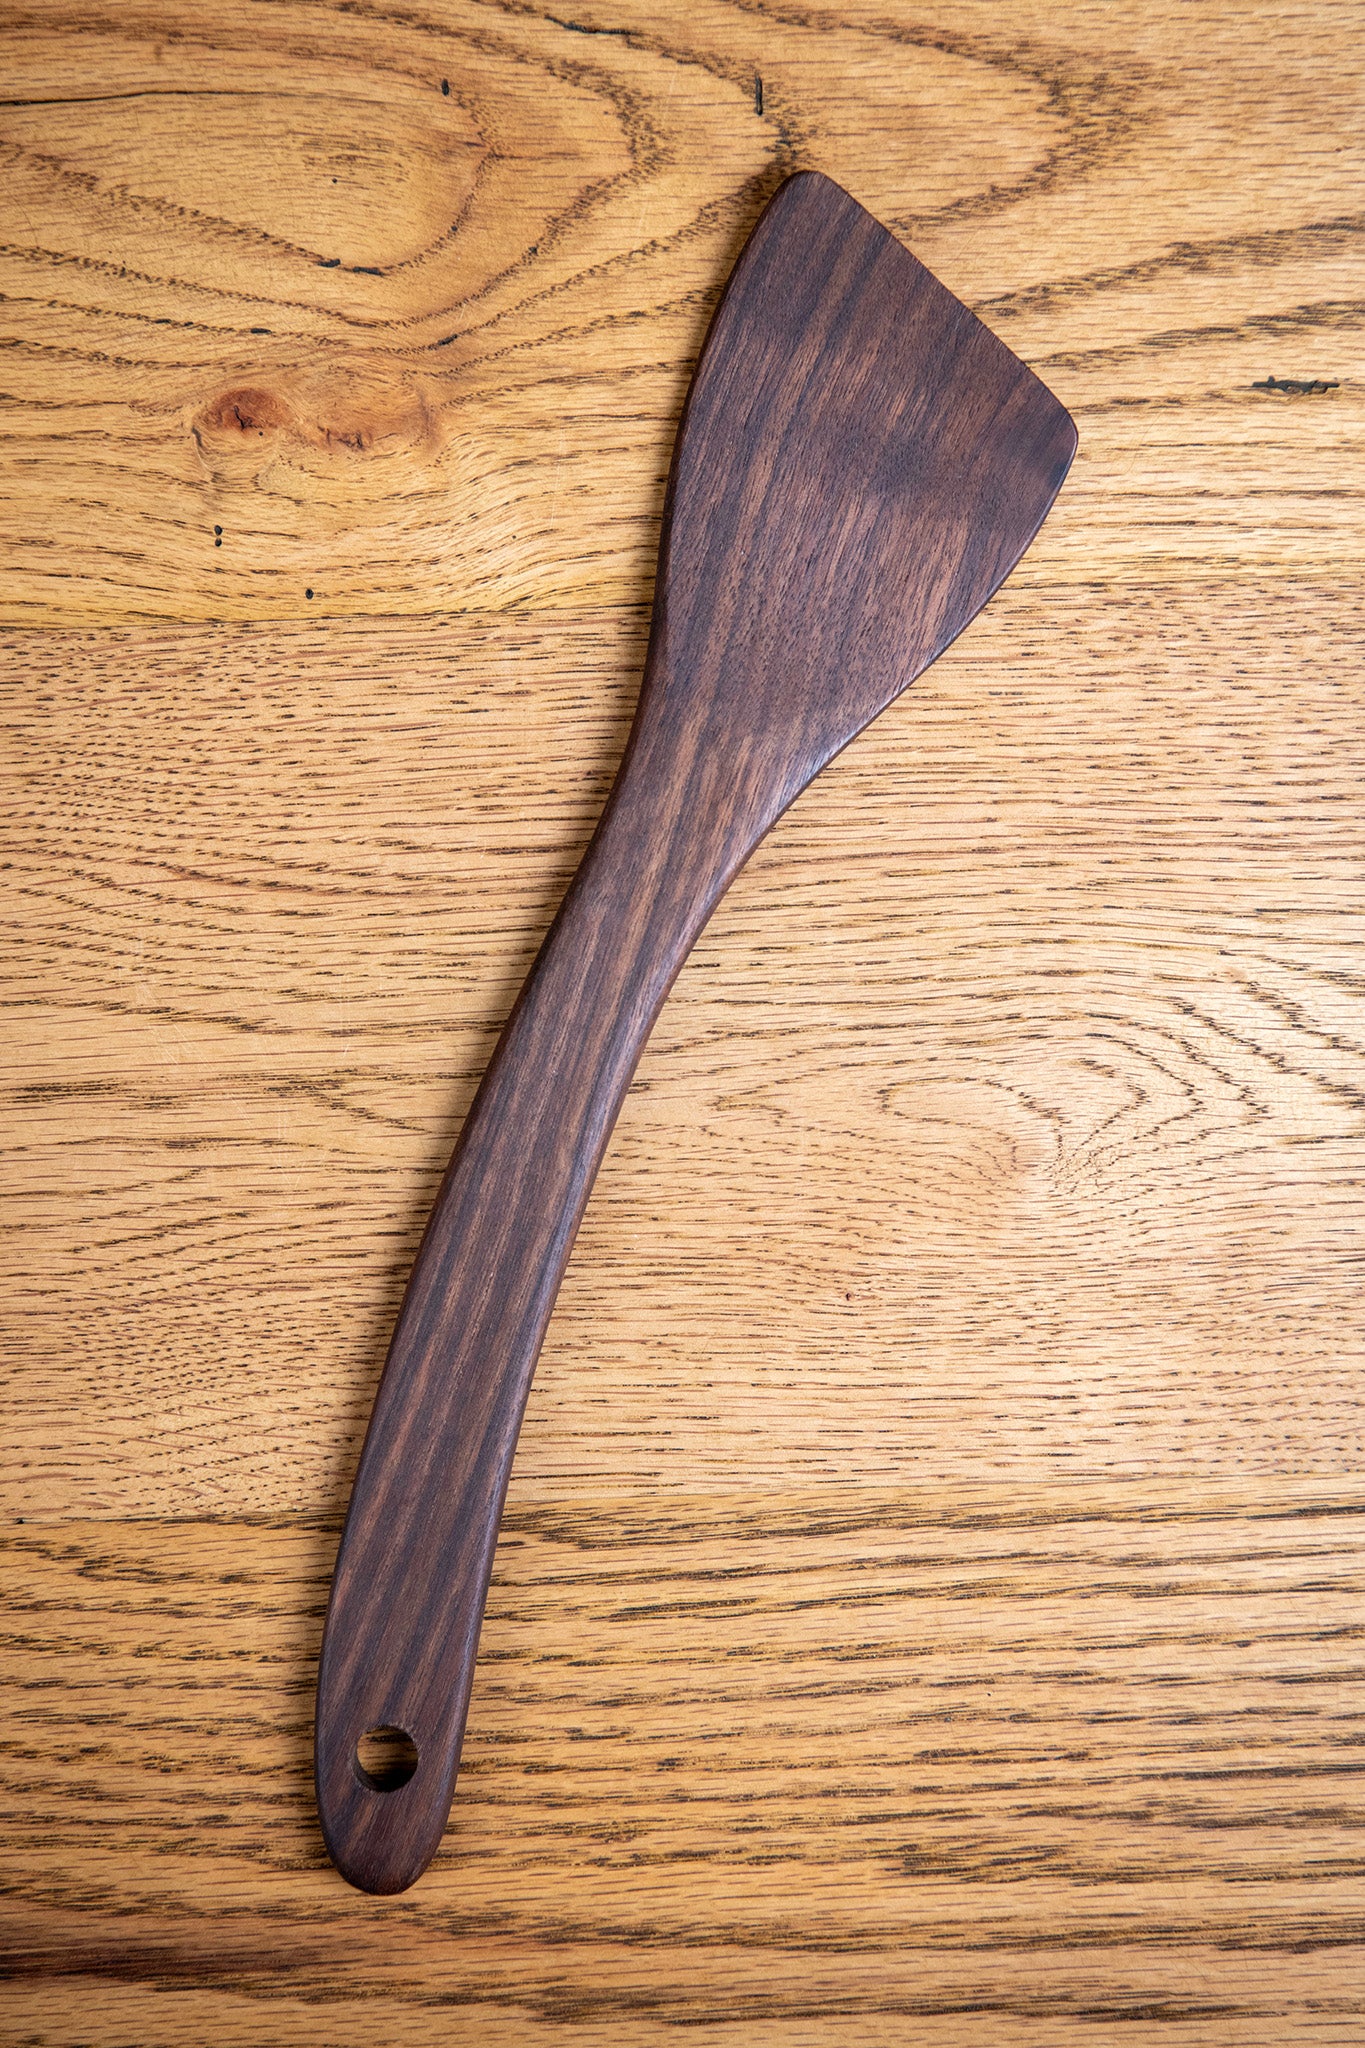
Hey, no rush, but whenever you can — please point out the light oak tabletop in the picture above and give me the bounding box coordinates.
[2,1,1362,2041]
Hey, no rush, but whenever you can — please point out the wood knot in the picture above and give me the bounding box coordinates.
[191,363,441,498]
[197,386,297,439]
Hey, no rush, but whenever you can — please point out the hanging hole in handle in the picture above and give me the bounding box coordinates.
[355,1725,419,1792]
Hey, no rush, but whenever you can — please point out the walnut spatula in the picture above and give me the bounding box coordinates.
[315,171,1076,1893]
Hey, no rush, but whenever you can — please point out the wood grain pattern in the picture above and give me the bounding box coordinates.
[1,0,1360,625]
[315,171,1075,1895]
[5,1487,1365,2042]
[1,0,1362,2030]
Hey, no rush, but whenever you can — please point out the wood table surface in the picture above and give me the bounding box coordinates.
[2,1,1362,2040]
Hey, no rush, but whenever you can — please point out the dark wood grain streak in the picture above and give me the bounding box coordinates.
[313,173,1075,1892]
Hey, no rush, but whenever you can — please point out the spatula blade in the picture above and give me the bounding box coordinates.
[646,172,1076,818]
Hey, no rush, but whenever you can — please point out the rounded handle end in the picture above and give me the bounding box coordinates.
[315,1711,460,1895]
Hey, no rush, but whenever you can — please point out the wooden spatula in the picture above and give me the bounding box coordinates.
[315,171,1076,1894]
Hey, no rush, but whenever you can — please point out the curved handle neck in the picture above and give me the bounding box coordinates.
[314,708,763,1892]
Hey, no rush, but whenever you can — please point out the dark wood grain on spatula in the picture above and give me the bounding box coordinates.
[314,171,1077,1894]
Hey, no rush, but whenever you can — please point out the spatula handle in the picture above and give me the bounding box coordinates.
[314,718,753,1893]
